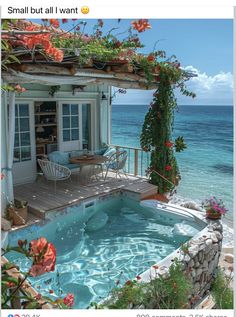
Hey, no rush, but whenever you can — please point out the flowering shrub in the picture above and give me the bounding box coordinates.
[94,258,192,309]
[1,238,74,309]
[203,197,228,215]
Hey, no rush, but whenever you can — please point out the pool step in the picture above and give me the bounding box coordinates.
[125,182,157,199]
[28,206,46,219]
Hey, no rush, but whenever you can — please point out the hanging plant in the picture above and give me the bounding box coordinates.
[49,85,60,97]
[140,65,195,194]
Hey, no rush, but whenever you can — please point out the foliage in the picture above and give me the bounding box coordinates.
[211,268,233,309]
[1,238,74,309]
[140,65,195,193]
[203,196,228,215]
[97,258,192,309]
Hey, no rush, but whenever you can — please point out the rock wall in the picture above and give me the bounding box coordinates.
[179,221,223,304]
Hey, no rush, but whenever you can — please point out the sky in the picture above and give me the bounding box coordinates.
[36,19,233,105]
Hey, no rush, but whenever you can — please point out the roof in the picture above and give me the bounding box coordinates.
[2,19,196,89]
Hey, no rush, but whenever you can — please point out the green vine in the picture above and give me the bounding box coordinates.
[140,66,195,193]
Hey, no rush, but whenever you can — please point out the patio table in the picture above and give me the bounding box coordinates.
[69,155,107,183]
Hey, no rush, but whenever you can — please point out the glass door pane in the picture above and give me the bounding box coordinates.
[82,104,91,150]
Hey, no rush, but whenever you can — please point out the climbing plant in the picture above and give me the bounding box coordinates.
[140,64,195,193]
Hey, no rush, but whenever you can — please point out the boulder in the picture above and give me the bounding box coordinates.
[224,253,234,264]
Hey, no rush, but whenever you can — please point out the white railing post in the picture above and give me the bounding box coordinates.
[134,148,138,176]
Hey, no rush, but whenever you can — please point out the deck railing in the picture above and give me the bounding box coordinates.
[110,144,151,178]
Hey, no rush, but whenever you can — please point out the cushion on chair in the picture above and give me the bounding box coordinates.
[103,147,116,157]
[69,150,84,158]
[48,151,69,165]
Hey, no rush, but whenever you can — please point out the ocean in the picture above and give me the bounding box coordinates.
[111,104,233,221]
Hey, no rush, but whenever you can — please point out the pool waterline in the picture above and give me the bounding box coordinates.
[7,192,207,309]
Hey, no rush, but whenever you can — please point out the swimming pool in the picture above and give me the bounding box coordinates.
[7,193,206,309]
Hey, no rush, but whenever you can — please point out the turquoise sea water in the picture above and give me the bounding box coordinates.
[112,105,233,220]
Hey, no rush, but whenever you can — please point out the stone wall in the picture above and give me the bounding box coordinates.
[132,220,223,309]
[179,221,223,304]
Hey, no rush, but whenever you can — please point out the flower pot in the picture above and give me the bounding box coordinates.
[8,205,28,226]
[206,209,221,220]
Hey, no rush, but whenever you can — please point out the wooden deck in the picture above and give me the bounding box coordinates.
[14,173,157,220]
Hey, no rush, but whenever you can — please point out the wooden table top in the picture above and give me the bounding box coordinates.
[69,155,107,165]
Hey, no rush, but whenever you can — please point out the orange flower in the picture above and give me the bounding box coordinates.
[131,19,151,33]
[14,84,26,93]
[63,293,74,307]
[147,54,155,62]
[29,237,56,277]
[49,19,60,28]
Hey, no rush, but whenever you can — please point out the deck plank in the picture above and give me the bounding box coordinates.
[14,173,157,219]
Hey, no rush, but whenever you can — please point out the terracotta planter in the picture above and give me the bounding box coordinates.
[206,209,221,220]
[8,205,28,226]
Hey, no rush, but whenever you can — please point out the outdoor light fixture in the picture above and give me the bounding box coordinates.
[101,91,108,101]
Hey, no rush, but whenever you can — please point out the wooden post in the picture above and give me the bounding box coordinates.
[134,149,138,176]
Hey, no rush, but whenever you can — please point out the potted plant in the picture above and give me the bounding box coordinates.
[6,199,28,226]
[203,197,228,220]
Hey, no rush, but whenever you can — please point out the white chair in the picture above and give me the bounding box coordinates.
[104,150,128,180]
[37,159,71,193]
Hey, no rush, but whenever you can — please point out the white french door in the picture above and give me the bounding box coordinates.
[12,102,36,184]
[58,102,82,152]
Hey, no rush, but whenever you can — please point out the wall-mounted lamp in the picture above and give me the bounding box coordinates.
[101,91,108,101]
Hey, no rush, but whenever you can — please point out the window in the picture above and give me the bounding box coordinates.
[14,104,31,162]
[62,104,79,141]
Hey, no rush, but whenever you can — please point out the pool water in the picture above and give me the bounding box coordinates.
[7,196,203,308]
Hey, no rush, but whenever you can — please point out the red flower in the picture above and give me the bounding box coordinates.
[49,289,54,294]
[0,173,4,180]
[136,275,141,280]
[29,237,56,277]
[165,141,174,148]
[63,293,74,307]
[147,54,155,62]
[152,265,159,270]
[14,84,26,93]
[7,281,16,288]
[62,19,68,24]
[165,165,172,171]
[131,19,151,33]
[35,294,42,300]
[49,19,60,28]
[125,280,132,286]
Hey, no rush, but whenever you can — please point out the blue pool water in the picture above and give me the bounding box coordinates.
[112,105,233,221]
[7,195,203,309]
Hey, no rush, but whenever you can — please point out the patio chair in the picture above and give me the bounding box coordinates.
[104,150,128,180]
[37,159,71,193]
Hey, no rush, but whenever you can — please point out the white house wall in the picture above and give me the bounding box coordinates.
[4,83,111,185]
